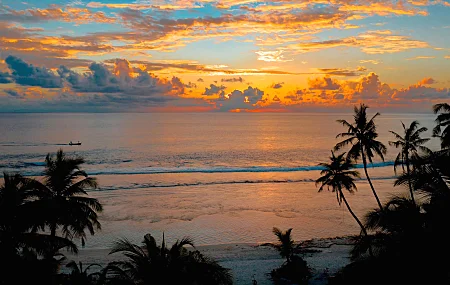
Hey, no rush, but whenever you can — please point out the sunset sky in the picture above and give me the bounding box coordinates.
[1,0,450,112]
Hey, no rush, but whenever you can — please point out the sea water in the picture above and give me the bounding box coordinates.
[0,112,439,249]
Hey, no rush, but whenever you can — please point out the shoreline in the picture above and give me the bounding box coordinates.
[64,236,355,285]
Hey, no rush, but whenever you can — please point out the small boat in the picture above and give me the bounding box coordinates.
[69,141,82,146]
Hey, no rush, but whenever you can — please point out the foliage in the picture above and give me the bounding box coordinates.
[269,228,311,285]
[335,103,387,210]
[103,233,233,285]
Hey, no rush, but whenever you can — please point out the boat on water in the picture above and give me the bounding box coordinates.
[69,141,82,145]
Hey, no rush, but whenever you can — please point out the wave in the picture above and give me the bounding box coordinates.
[9,161,394,177]
[101,177,396,190]
[100,176,396,191]
[88,161,394,175]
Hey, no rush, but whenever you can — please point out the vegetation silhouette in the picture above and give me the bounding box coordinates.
[432,103,450,149]
[316,151,373,257]
[269,227,311,284]
[103,233,233,285]
[0,172,77,284]
[63,261,102,285]
[389,121,429,205]
[335,103,387,211]
[331,103,450,284]
[34,149,102,245]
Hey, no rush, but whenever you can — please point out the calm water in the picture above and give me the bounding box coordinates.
[0,112,439,248]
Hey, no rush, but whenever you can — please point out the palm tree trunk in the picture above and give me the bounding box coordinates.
[361,150,383,211]
[405,154,416,205]
[51,223,56,236]
[339,188,373,258]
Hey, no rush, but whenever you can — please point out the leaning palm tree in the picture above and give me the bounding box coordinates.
[316,152,370,241]
[432,103,450,149]
[34,149,102,246]
[335,104,387,211]
[272,227,295,264]
[389,121,430,204]
[104,233,232,285]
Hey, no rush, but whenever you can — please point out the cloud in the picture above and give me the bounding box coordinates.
[289,30,429,54]
[197,78,204,82]
[203,84,226,96]
[4,89,23,98]
[221,77,244,82]
[273,95,281,102]
[360,59,381,65]
[308,77,340,90]
[270,82,284,89]
[4,55,62,88]
[217,86,265,111]
[317,67,366,77]
[0,71,12,83]
[392,85,449,100]
[419,77,436,85]
[255,51,292,62]
[406,56,435,60]
[0,5,115,24]
[0,56,199,111]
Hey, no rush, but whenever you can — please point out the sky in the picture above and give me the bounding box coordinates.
[0,0,450,112]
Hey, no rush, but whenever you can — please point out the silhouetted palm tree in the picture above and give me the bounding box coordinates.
[34,149,102,245]
[433,103,450,149]
[0,172,77,284]
[0,172,77,256]
[335,104,387,210]
[316,152,370,241]
[64,261,102,285]
[389,121,429,204]
[272,227,295,263]
[104,233,232,285]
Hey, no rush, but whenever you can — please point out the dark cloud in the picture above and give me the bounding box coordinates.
[4,55,62,88]
[5,89,23,98]
[270,82,284,89]
[308,77,340,90]
[197,78,204,82]
[203,84,226,96]
[273,95,281,101]
[216,86,265,111]
[0,71,12,83]
[318,68,364,77]
[221,77,244,83]
[284,90,304,101]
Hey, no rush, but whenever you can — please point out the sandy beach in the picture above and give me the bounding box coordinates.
[64,236,354,285]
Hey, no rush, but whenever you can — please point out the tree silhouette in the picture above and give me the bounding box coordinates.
[104,233,232,285]
[335,104,387,211]
[389,121,429,204]
[433,103,450,149]
[33,149,102,246]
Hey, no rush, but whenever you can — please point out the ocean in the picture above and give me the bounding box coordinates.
[0,112,439,249]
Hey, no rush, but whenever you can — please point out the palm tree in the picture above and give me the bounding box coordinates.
[0,172,78,256]
[34,149,102,245]
[64,261,102,285]
[0,172,77,284]
[335,104,387,211]
[316,152,370,241]
[389,121,430,204]
[433,103,450,149]
[104,233,232,285]
[272,227,295,263]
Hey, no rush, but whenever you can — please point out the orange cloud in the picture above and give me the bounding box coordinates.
[289,30,429,54]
